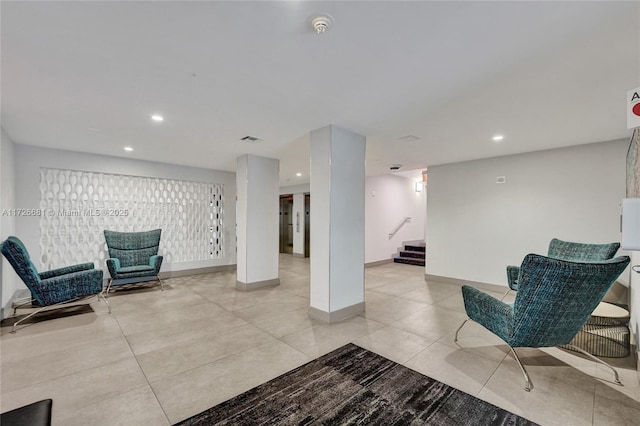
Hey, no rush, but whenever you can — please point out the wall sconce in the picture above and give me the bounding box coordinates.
[415,181,423,192]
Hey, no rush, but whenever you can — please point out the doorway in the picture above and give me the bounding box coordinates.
[304,194,310,257]
[279,195,293,254]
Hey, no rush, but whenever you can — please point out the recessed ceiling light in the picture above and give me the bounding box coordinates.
[296,172,302,177]
[492,135,504,142]
[124,146,133,152]
[151,115,164,122]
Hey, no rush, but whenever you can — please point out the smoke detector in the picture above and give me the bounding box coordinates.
[311,14,333,34]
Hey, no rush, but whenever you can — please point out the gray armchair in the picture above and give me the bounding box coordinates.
[507,238,620,291]
[103,229,164,295]
[0,236,109,333]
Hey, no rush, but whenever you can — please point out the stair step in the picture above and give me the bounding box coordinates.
[405,245,425,253]
[399,250,425,259]
[393,257,425,267]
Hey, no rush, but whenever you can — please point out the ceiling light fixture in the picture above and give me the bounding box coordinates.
[124,146,133,152]
[151,115,164,122]
[296,172,302,177]
[311,14,333,34]
[492,135,504,142]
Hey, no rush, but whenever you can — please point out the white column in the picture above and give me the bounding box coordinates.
[292,193,305,257]
[236,154,280,290]
[309,125,366,322]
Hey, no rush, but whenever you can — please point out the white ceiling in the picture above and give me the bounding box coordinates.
[2,1,639,185]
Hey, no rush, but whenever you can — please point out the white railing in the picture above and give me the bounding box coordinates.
[389,217,411,239]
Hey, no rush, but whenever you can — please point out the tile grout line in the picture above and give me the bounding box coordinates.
[113,282,175,426]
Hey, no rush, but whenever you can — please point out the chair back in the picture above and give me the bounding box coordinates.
[511,254,629,348]
[0,236,44,304]
[103,229,161,267]
[547,238,619,262]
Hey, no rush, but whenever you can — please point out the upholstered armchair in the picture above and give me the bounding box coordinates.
[506,238,620,291]
[103,229,163,294]
[457,253,629,391]
[0,236,109,333]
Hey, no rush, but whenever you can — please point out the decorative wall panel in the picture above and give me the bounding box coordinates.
[39,168,224,270]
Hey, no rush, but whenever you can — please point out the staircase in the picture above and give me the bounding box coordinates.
[393,242,425,267]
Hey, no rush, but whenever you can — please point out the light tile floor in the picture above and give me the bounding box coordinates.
[1,255,639,425]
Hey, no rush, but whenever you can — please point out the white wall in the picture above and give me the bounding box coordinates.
[427,139,628,286]
[365,174,426,263]
[280,176,426,263]
[13,144,237,274]
[280,183,309,195]
[1,129,18,311]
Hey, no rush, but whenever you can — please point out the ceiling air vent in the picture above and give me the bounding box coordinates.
[397,135,420,143]
[241,135,261,142]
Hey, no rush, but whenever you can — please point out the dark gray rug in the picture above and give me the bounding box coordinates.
[176,343,537,425]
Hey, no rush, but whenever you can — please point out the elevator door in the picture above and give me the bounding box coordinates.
[279,196,293,254]
[304,194,310,257]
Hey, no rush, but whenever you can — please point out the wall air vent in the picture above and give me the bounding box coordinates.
[241,135,261,142]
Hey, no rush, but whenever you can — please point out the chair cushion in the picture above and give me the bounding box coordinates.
[119,265,155,273]
[112,265,157,279]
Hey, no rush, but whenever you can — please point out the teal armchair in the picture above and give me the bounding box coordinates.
[458,253,630,391]
[0,236,110,333]
[507,238,620,291]
[103,229,164,295]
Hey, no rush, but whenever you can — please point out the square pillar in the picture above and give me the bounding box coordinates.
[236,154,280,290]
[309,125,366,322]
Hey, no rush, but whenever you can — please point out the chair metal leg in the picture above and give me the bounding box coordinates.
[11,294,111,333]
[510,347,533,391]
[454,319,469,342]
[157,275,164,291]
[104,278,113,297]
[500,289,511,301]
[99,292,111,314]
[11,305,50,334]
[12,297,34,316]
[10,298,78,334]
[565,344,622,385]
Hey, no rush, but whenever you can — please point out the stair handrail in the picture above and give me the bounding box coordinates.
[389,217,411,240]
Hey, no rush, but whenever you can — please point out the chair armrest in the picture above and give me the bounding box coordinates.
[39,262,95,280]
[37,269,104,305]
[149,255,163,274]
[106,258,121,279]
[506,266,520,291]
[462,285,514,343]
